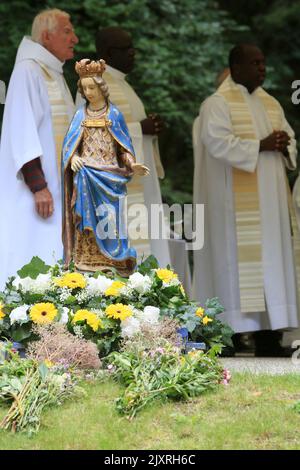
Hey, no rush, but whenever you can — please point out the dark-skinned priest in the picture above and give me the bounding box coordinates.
[193,44,299,356]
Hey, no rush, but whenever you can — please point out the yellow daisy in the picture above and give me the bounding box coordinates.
[202,316,213,325]
[155,268,178,284]
[86,314,102,332]
[55,272,86,289]
[0,302,5,320]
[30,303,58,325]
[72,309,102,332]
[105,281,125,297]
[72,309,90,323]
[195,307,205,318]
[105,303,133,321]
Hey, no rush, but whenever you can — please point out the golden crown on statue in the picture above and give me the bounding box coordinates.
[75,58,106,78]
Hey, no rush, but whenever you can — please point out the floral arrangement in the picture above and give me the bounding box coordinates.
[0,256,233,357]
[0,342,86,434]
[100,318,229,418]
[0,326,102,434]
[0,256,234,431]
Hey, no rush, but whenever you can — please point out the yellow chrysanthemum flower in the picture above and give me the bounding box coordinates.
[202,316,213,325]
[180,285,186,296]
[155,268,178,284]
[105,281,125,297]
[30,303,58,325]
[55,272,86,289]
[195,307,205,318]
[72,309,102,332]
[105,303,133,321]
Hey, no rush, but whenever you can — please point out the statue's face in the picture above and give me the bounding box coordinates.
[81,77,103,105]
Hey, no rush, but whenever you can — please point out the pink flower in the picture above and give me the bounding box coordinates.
[155,347,165,355]
[223,368,231,380]
[222,368,231,384]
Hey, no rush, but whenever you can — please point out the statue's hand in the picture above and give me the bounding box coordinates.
[71,155,84,172]
[131,163,150,176]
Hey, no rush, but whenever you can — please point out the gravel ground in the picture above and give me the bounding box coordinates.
[220,357,300,375]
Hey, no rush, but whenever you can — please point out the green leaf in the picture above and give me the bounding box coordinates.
[184,320,197,333]
[137,255,159,275]
[10,323,32,342]
[38,362,49,381]
[23,293,44,304]
[64,295,77,305]
[17,257,50,280]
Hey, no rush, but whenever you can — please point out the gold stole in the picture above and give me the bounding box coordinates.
[217,77,283,313]
[103,71,151,260]
[37,62,71,174]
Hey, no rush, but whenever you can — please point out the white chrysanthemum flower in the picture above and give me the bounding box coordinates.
[59,307,70,325]
[12,276,33,292]
[130,306,143,319]
[127,272,152,294]
[121,316,141,338]
[142,306,160,324]
[86,276,114,296]
[32,273,52,293]
[12,273,52,294]
[9,305,30,325]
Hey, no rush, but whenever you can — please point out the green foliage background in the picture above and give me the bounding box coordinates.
[0,0,299,200]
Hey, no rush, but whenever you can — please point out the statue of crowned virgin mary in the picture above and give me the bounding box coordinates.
[62,59,149,276]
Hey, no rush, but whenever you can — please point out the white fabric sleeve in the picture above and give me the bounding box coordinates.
[3,62,44,175]
[127,122,145,164]
[279,106,297,170]
[75,91,85,109]
[201,95,260,173]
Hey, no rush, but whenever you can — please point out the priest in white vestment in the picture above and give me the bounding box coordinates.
[0,9,78,289]
[93,27,192,294]
[193,44,299,354]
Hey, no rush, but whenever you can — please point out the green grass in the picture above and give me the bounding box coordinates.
[0,372,300,450]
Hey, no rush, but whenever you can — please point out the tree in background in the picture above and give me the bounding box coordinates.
[219,0,300,185]
[2,1,297,201]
